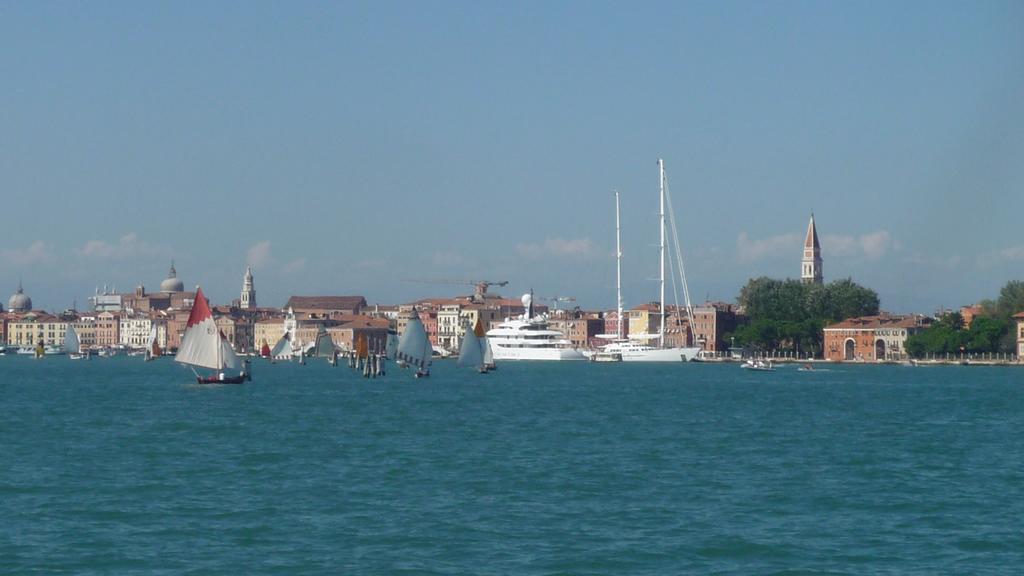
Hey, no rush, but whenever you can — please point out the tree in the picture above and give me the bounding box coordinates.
[734,276,879,356]
[996,280,1024,318]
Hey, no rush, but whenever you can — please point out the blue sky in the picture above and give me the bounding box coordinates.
[2,1,1022,313]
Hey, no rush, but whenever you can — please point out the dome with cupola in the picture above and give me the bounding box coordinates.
[160,261,185,293]
[8,281,32,312]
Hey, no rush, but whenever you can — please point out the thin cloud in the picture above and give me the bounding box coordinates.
[2,241,56,265]
[976,244,1024,268]
[822,231,892,260]
[432,251,464,267]
[282,257,307,274]
[736,232,800,262]
[516,237,595,259]
[76,233,163,260]
[246,241,274,269]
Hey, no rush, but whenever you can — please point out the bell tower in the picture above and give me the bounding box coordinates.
[801,214,823,284]
[240,267,256,309]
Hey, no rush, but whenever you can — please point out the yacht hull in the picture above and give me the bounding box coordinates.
[489,345,587,361]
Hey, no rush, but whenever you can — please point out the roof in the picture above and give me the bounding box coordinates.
[333,315,390,329]
[805,214,821,250]
[285,296,367,311]
[824,315,929,331]
[1013,312,1024,319]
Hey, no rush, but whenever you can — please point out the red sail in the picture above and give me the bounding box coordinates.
[186,287,212,328]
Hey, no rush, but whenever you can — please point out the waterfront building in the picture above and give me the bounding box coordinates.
[801,214,823,285]
[960,304,984,329]
[823,315,931,361]
[285,296,367,318]
[436,303,502,351]
[240,267,256,310]
[119,315,153,349]
[396,304,440,346]
[325,315,390,352]
[549,314,605,349]
[8,281,33,313]
[215,315,253,353]
[602,310,629,340]
[95,312,120,348]
[72,315,98,350]
[254,317,286,353]
[1015,312,1024,358]
[628,303,662,337]
[690,302,738,353]
[7,313,65,347]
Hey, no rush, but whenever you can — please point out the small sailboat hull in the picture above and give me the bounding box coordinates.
[196,373,250,385]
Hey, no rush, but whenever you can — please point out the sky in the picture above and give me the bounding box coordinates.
[1,1,1022,314]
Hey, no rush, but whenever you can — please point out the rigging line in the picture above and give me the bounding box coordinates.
[663,173,695,323]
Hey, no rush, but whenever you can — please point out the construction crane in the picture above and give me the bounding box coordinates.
[405,279,509,303]
[536,295,576,312]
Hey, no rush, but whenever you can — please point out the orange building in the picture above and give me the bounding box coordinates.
[823,315,931,361]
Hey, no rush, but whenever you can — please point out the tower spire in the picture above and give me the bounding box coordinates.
[801,214,823,284]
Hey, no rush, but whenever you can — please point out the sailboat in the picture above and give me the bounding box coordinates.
[66,325,87,360]
[144,326,161,361]
[596,161,701,362]
[270,332,293,361]
[396,308,432,378]
[314,326,338,365]
[457,318,487,373]
[482,332,496,371]
[259,340,272,358]
[174,287,251,384]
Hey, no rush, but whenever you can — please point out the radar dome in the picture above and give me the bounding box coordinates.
[521,293,532,308]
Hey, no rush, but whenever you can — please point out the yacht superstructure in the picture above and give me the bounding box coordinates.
[486,293,587,361]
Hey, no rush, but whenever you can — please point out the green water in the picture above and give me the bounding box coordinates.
[1,356,1022,574]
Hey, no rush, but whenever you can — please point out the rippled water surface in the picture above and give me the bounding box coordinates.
[2,356,1022,574]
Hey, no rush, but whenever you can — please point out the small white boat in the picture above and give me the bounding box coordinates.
[741,359,775,371]
[590,350,623,363]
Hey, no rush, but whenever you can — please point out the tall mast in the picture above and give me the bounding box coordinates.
[615,190,623,340]
[658,158,666,348]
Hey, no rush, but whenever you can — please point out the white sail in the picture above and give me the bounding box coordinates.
[270,333,292,359]
[482,337,494,366]
[64,325,80,354]
[396,314,432,370]
[175,287,227,371]
[456,327,483,369]
[220,335,241,371]
[148,326,157,349]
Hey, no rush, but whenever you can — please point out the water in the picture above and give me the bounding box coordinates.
[1,356,1022,574]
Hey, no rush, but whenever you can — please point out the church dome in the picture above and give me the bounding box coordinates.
[8,282,32,312]
[160,261,185,293]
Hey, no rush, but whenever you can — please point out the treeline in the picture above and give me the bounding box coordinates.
[905,281,1024,357]
[727,277,880,356]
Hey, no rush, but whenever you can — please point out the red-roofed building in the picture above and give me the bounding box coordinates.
[823,315,932,361]
[285,296,367,317]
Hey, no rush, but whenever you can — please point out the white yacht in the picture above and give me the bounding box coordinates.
[595,160,701,363]
[486,293,587,361]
